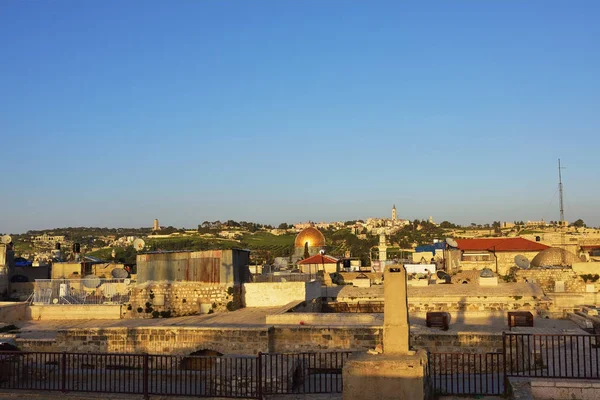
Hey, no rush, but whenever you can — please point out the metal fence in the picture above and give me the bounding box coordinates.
[428,352,504,396]
[252,274,321,283]
[505,333,600,379]
[32,279,134,305]
[0,350,352,399]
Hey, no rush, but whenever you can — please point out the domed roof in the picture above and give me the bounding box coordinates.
[530,247,582,268]
[294,227,326,248]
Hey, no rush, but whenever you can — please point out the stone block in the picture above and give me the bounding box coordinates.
[342,351,428,400]
[479,277,498,286]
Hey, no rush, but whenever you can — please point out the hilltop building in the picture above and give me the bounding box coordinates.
[153,219,160,231]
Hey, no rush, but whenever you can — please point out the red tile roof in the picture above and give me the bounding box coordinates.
[298,254,338,264]
[455,237,550,252]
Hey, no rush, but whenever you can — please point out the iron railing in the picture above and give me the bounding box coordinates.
[32,278,134,305]
[428,352,504,396]
[261,352,351,394]
[0,350,352,399]
[504,333,600,379]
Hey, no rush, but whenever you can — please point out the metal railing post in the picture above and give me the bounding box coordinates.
[502,332,508,396]
[61,351,67,393]
[257,352,263,399]
[143,353,149,400]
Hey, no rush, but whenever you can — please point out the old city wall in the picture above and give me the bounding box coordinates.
[123,282,234,319]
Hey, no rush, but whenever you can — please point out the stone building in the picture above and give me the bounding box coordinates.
[297,254,338,274]
[453,237,550,275]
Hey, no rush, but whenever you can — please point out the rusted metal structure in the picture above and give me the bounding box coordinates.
[136,249,250,285]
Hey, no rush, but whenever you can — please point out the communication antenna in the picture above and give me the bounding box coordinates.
[436,270,451,283]
[111,268,129,279]
[514,254,530,269]
[1,235,12,245]
[82,274,101,289]
[445,238,458,248]
[558,159,565,225]
[132,238,145,252]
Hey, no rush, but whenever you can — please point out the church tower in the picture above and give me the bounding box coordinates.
[392,204,397,221]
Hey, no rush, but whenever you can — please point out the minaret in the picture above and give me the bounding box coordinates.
[379,233,388,261]
[153,219,160,231]
[392,204,397,221]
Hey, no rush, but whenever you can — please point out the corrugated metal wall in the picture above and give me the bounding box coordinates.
[136,250,249,284]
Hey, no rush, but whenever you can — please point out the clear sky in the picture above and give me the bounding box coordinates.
[1,1,599,233]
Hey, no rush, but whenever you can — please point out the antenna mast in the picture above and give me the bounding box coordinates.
[558,159,565,225]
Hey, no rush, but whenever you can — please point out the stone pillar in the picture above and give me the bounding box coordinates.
[383,265,410,354]
[343,264,430,400]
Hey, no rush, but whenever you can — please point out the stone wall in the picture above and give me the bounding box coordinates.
[529,379,600,400]
[459,251,541,276]
[0,301,28,324]
[514,268,588,293]
[242,280,321,307]
[409,296,550,314]
[29,305,122,320]
[123,281,234,319]
[412,332,503,353]
[18,326,270,355]
[15,324,507,356]
[270,326,383,352]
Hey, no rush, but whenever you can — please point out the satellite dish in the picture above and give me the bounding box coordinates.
[319,249,325,255]
[111,268,129,279]
[132,238,145,251]
[52,298,58,304]
[515,254,530,269]
[1,234,12,244]
[82,274,101,289]
[124,278,131,285]
[436,270,451,283]
[446,238,458,248]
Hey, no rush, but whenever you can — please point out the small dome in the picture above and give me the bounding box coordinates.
[294,227,326,248]
[530,247,582,268]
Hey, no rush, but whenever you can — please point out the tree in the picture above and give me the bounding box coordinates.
[303,242,310,259]
[571,219,586,228]
[439,221,458,229]
[278,223,289,230]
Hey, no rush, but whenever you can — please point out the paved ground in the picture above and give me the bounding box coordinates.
[13,306,283,339]
[11,308,586,341]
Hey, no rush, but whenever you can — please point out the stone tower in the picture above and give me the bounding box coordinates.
[153,219,160,231]
[379,233,388,261]
[392,204,397,221]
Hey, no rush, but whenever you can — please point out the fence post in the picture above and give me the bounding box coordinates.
[61,351,67,393]
[502,332,508,396]
[257,352,263,399]
[143,353,149,400]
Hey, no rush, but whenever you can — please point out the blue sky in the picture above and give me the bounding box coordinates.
[1,1,599,233]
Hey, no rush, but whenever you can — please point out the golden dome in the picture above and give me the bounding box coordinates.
[530,247,582,268]
[294,227,326,248]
